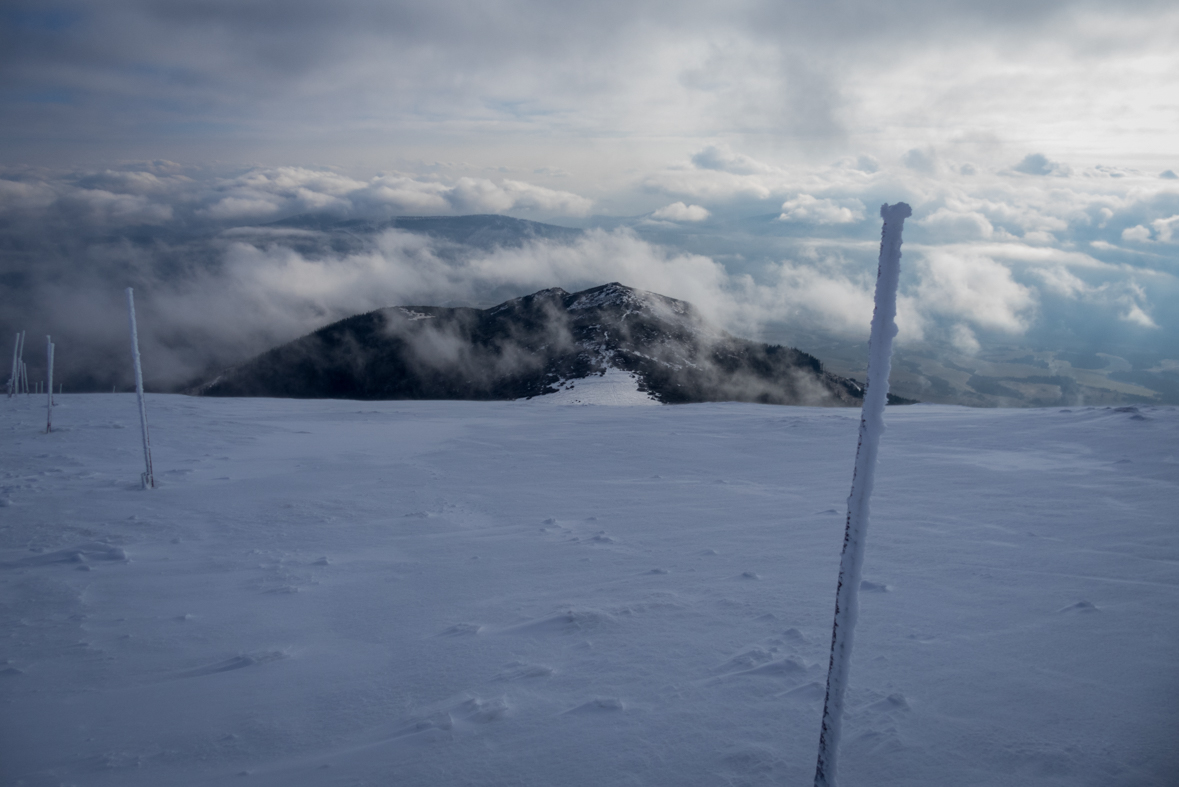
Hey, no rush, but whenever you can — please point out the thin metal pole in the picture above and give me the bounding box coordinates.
[813,202,911,787]
[126,288,155,489]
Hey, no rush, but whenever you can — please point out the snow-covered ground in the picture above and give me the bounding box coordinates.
[2,394,1176,786]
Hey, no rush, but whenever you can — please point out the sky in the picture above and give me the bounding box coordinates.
[1,0,1177,391]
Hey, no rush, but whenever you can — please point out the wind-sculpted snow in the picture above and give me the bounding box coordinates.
[1,395,1176,786]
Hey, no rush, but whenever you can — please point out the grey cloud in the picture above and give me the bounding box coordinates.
[1013,153,1070,177]
[902,148,938,174]
[3,0,1172,170]
[853,155,879,174]
[690,144,777,175]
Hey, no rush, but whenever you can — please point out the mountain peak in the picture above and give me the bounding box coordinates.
[196,283,870,407]
[566,282,693,317]
[568,282,639,310]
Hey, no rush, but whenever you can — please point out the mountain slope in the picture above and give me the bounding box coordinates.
[193,283,880,406]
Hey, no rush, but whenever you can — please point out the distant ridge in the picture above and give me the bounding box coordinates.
[271,213,583,248]
[193,283,909,406]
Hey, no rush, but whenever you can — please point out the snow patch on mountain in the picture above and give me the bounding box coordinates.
[523,367,659,406]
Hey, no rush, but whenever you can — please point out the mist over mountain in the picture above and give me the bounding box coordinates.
[3,198,1174,407]
[194,282,875,407]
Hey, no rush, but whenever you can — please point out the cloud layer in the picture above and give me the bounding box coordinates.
[0,97,1174,395]
[2,0,1177,189]
[1,145,1176,395]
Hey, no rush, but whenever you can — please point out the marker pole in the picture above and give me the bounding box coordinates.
[813,202,911,787]
[126,288,155,489]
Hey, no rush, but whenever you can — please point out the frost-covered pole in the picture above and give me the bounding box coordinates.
[813,202,911,787]
[45,337,54,432]
[18,331,28,394]
[126,288,155,488]
[7,333,17,397]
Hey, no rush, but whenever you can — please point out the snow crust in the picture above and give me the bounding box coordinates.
[2,395,1177,786]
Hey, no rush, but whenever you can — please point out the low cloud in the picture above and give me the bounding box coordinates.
[651,202,710,222]
[779,195,865,224]
[1121,224,1151,242]
[691,144,777,176]
[1150,215,1179,243]
[914,251,1038,335]
[192,169,595,221]
[0,166,594,231]
[1012,153,1071,177]
[902,148,938,174]
[917,208,994,240]
[950,324,981,354]
[3,155,1178,393]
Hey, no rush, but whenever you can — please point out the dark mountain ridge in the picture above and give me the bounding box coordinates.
[194,283,901,406]
[273,213,583,245]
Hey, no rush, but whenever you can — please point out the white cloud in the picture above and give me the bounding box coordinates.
[651,202,710,222]
[0,179,57,213]
[1012,153,1071,177]
[360,176,593,217]
[751,259,877,338]
[779,195,864,224]
[1121,224,1152,242]
[202,196,284,221]
[498,180,594,216]
[917,208,994,240]
[58,189,174,225]
[1030,266,1092,298]
[1120,302,1158,328]
[358,177,452,214]
[642,168,777,201]
[902,148,938,174]
[188,170,595,220]
[951,324,981,354]
[914,251,1037,334]
[1150,215,1179,243]
[1115,282,1159,329]
[640,144,793,201]
[690,144,776,175]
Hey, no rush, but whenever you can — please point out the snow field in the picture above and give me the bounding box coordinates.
[1,395,1177,786]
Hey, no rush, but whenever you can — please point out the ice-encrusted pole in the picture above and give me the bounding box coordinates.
[19,331,27,392]
[813,202,911,787]
[45,337,54,432]
[7,333,18,397]
[19,331,28,394]
[126,288,155,489]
